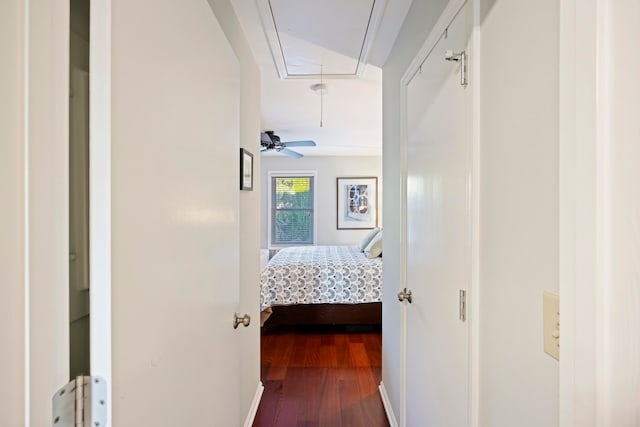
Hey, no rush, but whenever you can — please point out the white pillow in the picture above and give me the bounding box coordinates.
[364,230,383,258]
[358,227,381,252]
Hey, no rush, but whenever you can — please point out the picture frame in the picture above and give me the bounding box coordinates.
[240,148,253,191]
[336,177,378,229]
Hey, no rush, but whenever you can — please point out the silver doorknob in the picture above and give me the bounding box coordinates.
[233,312,251,329]
[397,288,413,303]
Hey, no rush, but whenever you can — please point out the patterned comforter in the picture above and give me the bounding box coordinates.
[260,245,382,312]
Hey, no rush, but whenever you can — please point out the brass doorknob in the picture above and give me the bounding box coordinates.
[233,313,251,329]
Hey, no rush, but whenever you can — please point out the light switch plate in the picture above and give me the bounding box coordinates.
[543,292,560,360]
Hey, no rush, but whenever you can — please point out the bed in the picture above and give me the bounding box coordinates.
[260,245,382,329]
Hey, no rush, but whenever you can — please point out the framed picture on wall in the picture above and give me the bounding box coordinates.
[240,148,253,191]
[336,177,378,229]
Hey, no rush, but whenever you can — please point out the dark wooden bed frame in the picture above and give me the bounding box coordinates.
[261,302,381,332]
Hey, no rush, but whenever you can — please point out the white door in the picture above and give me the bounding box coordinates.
[107,0,246,425]
[2,1,253,425]
[404,2,473,425]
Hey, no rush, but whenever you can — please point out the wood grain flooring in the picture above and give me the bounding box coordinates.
[254,327,389,427]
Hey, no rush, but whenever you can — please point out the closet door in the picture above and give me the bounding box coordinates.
[404,2,473,425]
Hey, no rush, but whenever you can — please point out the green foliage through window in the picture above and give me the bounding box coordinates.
[271,176,314,245]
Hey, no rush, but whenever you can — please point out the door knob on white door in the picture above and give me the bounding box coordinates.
[397,288,413,303]
[233,313,251,329]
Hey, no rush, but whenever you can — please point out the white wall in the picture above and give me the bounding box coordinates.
[478,1,559,425]
[260,155,382,248]
[381,0,448,418]
[0,1,25,424]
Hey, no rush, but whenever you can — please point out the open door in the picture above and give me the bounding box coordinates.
[1,1,257,425]
[92,0,249,425]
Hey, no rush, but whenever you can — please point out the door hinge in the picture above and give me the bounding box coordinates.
[459,289,467,322]
[52,376,107,427]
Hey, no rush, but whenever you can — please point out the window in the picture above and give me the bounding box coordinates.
[269,173,316,247]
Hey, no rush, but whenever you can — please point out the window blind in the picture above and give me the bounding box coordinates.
[271,176,314,245]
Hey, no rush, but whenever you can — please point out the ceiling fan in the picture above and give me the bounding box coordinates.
[260,131,316,158]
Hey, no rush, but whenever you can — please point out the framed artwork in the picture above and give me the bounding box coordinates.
[240,148,253,191]
[336,177,378,229]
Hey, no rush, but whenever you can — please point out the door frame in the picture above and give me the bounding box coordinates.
[23,0,70,424]
[398,0,480,425]
[89,0,113,423]
[558,0,609,425]
[19,0,113,424]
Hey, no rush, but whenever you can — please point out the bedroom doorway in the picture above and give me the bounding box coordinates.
[257,159,384,423]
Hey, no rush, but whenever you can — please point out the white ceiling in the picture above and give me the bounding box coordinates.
[258,0,385,77]
[231,0,413,157]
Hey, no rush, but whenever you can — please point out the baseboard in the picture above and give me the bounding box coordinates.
[378,381,399,427]
[243,381,265,427]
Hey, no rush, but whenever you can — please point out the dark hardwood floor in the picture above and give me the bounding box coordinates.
[254,327,389,427]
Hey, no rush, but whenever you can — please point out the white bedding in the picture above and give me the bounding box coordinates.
[260,249,270,272]
[260,245,382,312]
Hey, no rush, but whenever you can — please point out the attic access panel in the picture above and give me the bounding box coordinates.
[257,0,386,78]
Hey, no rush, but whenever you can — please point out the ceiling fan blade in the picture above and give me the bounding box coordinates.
[280,148,304,159]
[283,140,316,147]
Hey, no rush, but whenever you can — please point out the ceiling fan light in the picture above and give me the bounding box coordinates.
[310,83,328,95]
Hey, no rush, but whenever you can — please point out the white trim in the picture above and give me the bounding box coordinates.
[22,0,31,423]
[254,0,386,79]
[558,1,578,424]
[354,0,387,77]
[378,382,399,427]
[558,1,599,425]
[253,0,287,79]
[399,297,407,426]
[469,1,481,426]
[267,170,318,249]
[25,0,70,423]
[397,17,409,427]
[243,382,264,427]
[398,69,410,424]
[90,0,113,424]
[398,1,477,426]
[594,3,608,425]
